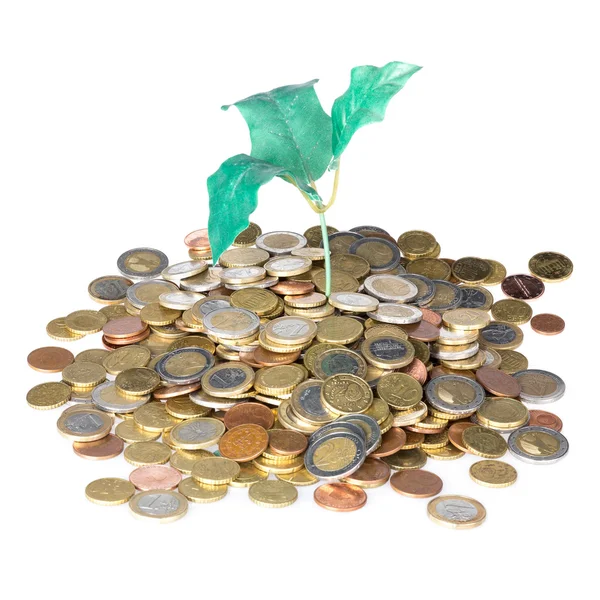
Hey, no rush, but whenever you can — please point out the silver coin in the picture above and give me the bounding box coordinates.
[401,274,436,306]
[430,342,480,361]
[190,389,245,410]
[508,426,568,465]
[363,274,419,303]
[265,256,312,276]
[313,349,367,380]
[349,237,401,272]
[336,414,381,454]
[480,322,519,346]
[62,411,108,434]
[321,231,364,255]
[88,276,132,302]
[308,421,367,446]
[304,431,366,479]
[91,381,150,413]
[363,336,413,364]
[349,225,391,236]
[179,268,223,292]
[219,266,266,284]
[162,260,208,282]
[438,326,477,345]
[428,280,463,312]
[256,231,307,255]
[425,375,485,415]
[171,418,224,444]
[130,491,187,520]
[291,381,336,424]
[127,279,179,309]
[459,287,490,309]
[203,307,260,339]
[513,369,566,404]
[155,348,215,384]
[117,247,168,280]
[366,303,422,324]
[204,366,249,390]
[159,291,205,310]
[431,496,483,524]
[193,298,231,318]
[329,292,379,312]
[69,388,94,404]
[224,276,279,290]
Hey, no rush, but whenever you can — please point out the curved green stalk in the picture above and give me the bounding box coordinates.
[319,210,332,297]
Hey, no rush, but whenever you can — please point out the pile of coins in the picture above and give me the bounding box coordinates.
[26,224,572,527]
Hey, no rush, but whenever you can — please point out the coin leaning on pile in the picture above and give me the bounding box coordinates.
[26,226,572,526]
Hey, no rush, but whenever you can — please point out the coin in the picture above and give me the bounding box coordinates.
[46,317,85,341]
[155,347,215,385]
[88,275,132,304]
[427,280,463,312]
[129,490,188,522]
[180,269,223,292]
[377,373,423,410]
[427,495,486,529]
[501,274,545,300]
[475,366,521,398]
[470,460,517,488]
[314,482,367,511]
[381,448,427,470]
[184,228,210,250]
[127,280,179,308]
[204,307,261,339]
[528,410,563,431]
[102,345,151,375]
[530,313,565,335]
[223,402,274,430]
[220,247,270,267]
[124,441,171,466]
[336,414,381,454]
[321,374,373,415]
[459,286,493,310]
[72,434,124,460]
[425,375,485,415]
[361,335,414,369]
[265,256,312,277]
[57,407,112,442]
[27,347,74,373]
[129,465,182,491]
[447,422,477,452]
[452,257,491,284]
[218,424,269,461]
[201,363,255,397]
[192,456,240,485]
[479,321,524,350]
[248,479,298,507]
[85,477,135,506]
[62,361,106,388]
[442,308,490,331]
[313,348,367,380]
[305,225,338,247]
[115,367,160,396]
[117,247,168,280]
[341,457,390,488]
[390,469,443,498]
[463,426,507,458]
[363,274,418,303]
[65,310,107,335]
[513,369,565,404]
[115,419,161,443]
[329,253,371,279]
[508,426,569,464]
[407,257,451,280]
[491,299,533,325]
[305,431,366,479]
[482,260,507,286]
[133,402,181,432]
[397,230,437,258]
[162,260,208,282]
[349,237,401,272]
[528,251,573,282]
[275,469,318,486]
[370,428,407,457]
[169,448,213,473]
[256,231,307,254]
[313,270,360,294]
[477,397,529,429]
[323,231,364,255]
[169,417,225,449]
[498,349,528,374]
[91,381,149,413]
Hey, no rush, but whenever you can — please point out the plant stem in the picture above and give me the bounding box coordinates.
[318,210,332,297]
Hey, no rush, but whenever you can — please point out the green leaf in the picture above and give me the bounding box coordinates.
[208,154,320,263]
[331,61,422,165]
[222,80,332,185]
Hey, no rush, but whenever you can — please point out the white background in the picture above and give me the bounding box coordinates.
[2,1,598,598]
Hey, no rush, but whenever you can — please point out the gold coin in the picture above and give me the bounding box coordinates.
[423,444,465,460]
[528,251,573,282]
[277,400,320,434]
[219,247,270,268]
[134,402,182,432]
[498,349,528,374]
[440,350,486,370]
[304,225,338,248]
[75,349,110,365]
[491,299,533,325]
[265,316,317,346]
[482,260,507,286]
[321,373,373,415]
[397,230,437,259]
[102,345,151,376]
[477,397,529,429]
[192,456,240,484]
[124,298,141,316]
[85,477,135,506]
[62,361,106,388]
[124,441,171,466]
[421,431,449,450]
[64,310,107,334]
[233,222,262,246]
[360,335,415,369]
[167,335,215,354]
[129,490,188,522]
[253,455,305,474]
[312,270,360,294]
[229,463,269,487]
[129,280,179,308]
[463,426,507,458]
[248,479,298,507]
[27,382,71,410]
[392,401,428,427]
[115,367,160,396]
[382,448,427,470]
[452,257,492,284]
[169,448,213,473]
[254,364,306,396]
[57,407,113,442]
[363,396,390,425]
[178,478,228,503]
[377,373,423,410]
[364,323,408,339]
[99,304,129,320]
[427,495,486,529]
[165,396,211,419]
[442,308,491,331]
[275,468,319,486]
[231,288,279,316]
[115,419,161,443]
[406,258,451,280]
[329,292,379,313]
[316,316,363,345]
[46,317,85,341]
[438,327,479,346]
[330,254,371,279]
[469,460,517,487]
[140,303,181,326]
[284,303,335,320]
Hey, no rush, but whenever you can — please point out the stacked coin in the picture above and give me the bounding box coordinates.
[26,224,572,525]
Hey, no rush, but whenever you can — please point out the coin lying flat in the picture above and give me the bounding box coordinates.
[508,426,568,464]
[469,460,517,488]
[57,408,113,442]
[314,482,367,511]
[117,248,169,280]
[248,479,298,508]
[88,275,133,304]
[129,490,188,522]
[390,469,443,498]
[427,495,486,529]
[513,369,566,404]
[85,478,135,506]
[305,431,366,479]
[528,251,573,282]
[27,347,74,373]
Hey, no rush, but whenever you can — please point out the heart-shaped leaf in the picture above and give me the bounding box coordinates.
[223,80,332,186]
[331,61,422,166]
[208,154,320,262]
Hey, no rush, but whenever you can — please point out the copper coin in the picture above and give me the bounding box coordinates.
[270,281,315,295]
[371,428,407,457]
[212,410,227,422]
[238,349,264,368]
[27,347,74,373]
[420,307,442,327]
[528,409,563,432]
[314,482,367,512]
[399,358,428,385]
[430,365,476,380]
[475,366,521,398]
[253,346,301,366]
[343,457,390,487]
[401,320,440,342]
[405,424,447,435]
[72,434,124,460]
[447,422,477,452]
[530,313,565,335]
[218,423,269,462]
[102,316,148,338]
[153,382,202,399]
[223,402,275,430]
[184,228,211,250]
[208,287,233,297]
[390,469,443,498]
[129,465,182,490]
[501,274,545,300]
[268,429,308,456]
[103,328,150,345]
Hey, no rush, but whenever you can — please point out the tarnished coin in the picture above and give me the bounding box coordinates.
[314,482,367,511]
[501,274,545,300]
[508,426,569,464]
[528,251,573,282]
[170,417,225,450]
[469,460,517,488]
[427,495,486,529]
[427,280,463,312]
[115,367,160,396]
[513,369,566,404]
[117,247,169,280]
[390,469,443,498]
[482,260,507,286]
[248,479,298,508]
[88,275,132,304]
[85,477,135,506]
[459,286,493,310]
[129,490,188,522]
[425,375,485,415]
[349,237,401,272]
[452,257,491,284]
[401,274,436,306]
[305,431,366,479]
[27,347,74,373]
[360,335,415,369]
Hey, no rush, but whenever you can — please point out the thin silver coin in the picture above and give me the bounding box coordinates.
[363,274,419,303]
[366,303,422,324]
[224,276,279,290]
[159,291,205,310]
[304,431,366,480]
[219,266,266,284]
[513,369,566,404]
[428,280,463,312]
[155,348,215,385]
[264,256,312,276]
[329,292,379,312]
[425,375,486,415]
[91,381,150,413]
[162,260,208,282]
[190,389,244,410]
[117,248,169,280]
[508,426,568,464]
[203,307,260,340]
[179,268,224,292]
[127,279,179,309]
[256,231,307,255]
[430,342,480,361]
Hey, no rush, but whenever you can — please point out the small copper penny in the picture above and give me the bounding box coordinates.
[153,382,202,399]
[268,429,308,456]
[253,346,301,366]
[184,228,211,250]
[476,366,521,398]
[129,465,182,490]
[223,402,275,430]
[371,427,407,457]
[447,422,478,452]
[405,424,447,435]
[530,313,565,335]
[399,358,428,385]
[314,482,367,512]
[104,329,151,345]
[401,321,440,342]
[501,274,545,301]
[239,349,264,368]
[390,469,443,498]
[270,281,315,295]
[27,347,74,373]
[208,287,233,297]
[528,409,563,432]
[430,365,476,380]
[343,457,391,487]
[73,434,124,460]
[102,316,148,338]
[420,307,443,327]
[218,424,269,462]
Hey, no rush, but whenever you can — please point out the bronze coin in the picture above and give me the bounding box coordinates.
[129,465,182,490]
[528,409,563,432]
[420,307,443,327]
[238,349,264,368]
[153,382,202,399]
[72,434,124,460]
[501,274,545,300]
[475,366,521,398]
[530,313,565,335]
[218,424,269,462]
[430,365,476,380]
[27,347,74,373]
[268,429,308,456]
[223,402,275,430]
[405,423,447,435]
[371,428,407,457]
[447,422,477,452]
[399,358,428,385]
[253,346,301,366]
[390,469,443,498]
[314,482,367,512]
[208,287,233,297]
[270,281,315,295]
[401,321,440,342]
[103,329,151,345]
[102,316,148,338]
[184,228,211,250]
[343,458,390,487]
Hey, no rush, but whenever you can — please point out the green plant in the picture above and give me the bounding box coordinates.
[207,61,421,296]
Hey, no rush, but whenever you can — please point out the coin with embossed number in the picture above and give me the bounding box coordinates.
[427,495,486,529]
[129,490,188,522]
[305,431,366,479]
